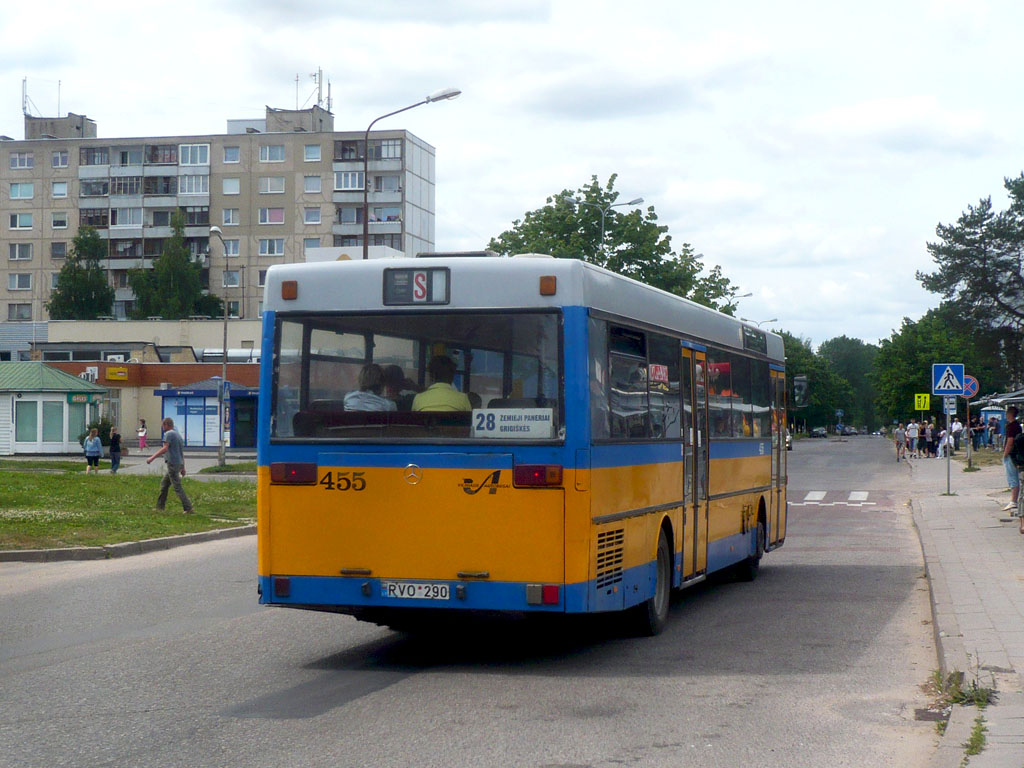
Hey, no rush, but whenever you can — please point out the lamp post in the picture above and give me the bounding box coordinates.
[362,87,461,259]
[209,225,228,467]
[741,317,777,328]
[562,195,644,260]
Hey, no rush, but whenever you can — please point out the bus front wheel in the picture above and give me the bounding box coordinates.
[632,529,671,636]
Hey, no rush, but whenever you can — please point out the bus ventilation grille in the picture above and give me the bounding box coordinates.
[596,529,625,590]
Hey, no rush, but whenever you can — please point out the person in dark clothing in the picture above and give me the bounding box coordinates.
[109,426,122,475]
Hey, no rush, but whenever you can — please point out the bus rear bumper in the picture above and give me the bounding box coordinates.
[258,575,588,613]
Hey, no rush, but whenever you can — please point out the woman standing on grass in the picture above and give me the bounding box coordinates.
[109,426,122,475]
[83,428,102,475]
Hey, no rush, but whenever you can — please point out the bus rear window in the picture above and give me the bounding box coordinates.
[272,311,562,441]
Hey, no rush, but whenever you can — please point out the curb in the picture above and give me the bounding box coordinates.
[0,524,256,563]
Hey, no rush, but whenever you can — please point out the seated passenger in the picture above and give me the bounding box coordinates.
[382,364,419,411]
[344,364,398,412]
[412,355,472,412]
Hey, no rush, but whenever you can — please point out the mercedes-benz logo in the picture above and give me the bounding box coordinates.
[403,464,423,485]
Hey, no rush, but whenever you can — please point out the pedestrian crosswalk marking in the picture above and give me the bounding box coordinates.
[792,491,879,507]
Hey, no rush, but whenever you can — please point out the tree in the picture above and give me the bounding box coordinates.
[872,304,1010,424]
[46,227,115,319]
[818,336,879,429]
[488,175,740,312]
[130,210,222,319]
[777,331,854,432]
[919,174,1024,333]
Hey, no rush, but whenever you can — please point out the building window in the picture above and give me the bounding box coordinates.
[258,269,268,286]
[110,176,142,196]
[257,301,263,318]
[51,272,60,289]
[179,144,210,165]
[374,175,401,192]
[223,146,240,163]
[51,242,66,259]
[223,239,240,257]
[223,269,240,288]
[8,303,31,320]
[9,243,32,261]
[80,179,109,197]
[179,175,209,195]
[112,239,142,259]
[304,144,321,162]
[337,206,363,224]
[146,145,177,164]
[151,210,171,227]
[52,212,68,229]
[258,207,284,224]
[10,182,33,199]
[9,213,32,230]
[303,207,321,225]
[80,209,109,228]
[116,147,144,165]
[369,138,402,160]
[8,273,31,290]
[303,237,320,252]
[183,207,210,226]
[223,208,239,226]
[258,176,285,194]
[372,206,401,222]
[10,152,34,169]
[334,171,364,191]
[227,300,241,318]
[52,181,68,198]
[259,238,285,256]
[259,145,285,162]
[222,177,240,195]
[333,235,362,247]
[51,150,68,168]
[110,208,143,227]
[334,140,363,161]
[304,175,322,194]
[80,147,109,166]
[372,234,402,249]
[143,176,176,195]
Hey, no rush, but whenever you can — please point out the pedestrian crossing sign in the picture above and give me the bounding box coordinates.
[932,363,965,395]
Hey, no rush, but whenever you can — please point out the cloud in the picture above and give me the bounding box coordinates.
[522,75,698,120]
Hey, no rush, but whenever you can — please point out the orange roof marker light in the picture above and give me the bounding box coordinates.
[539,275,557,296]
[281,280,298,300]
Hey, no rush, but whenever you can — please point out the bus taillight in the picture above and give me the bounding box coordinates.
[513,464,563,488]
[270,462,318,484]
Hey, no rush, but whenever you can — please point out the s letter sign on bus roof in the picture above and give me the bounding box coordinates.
[932,363,965,396]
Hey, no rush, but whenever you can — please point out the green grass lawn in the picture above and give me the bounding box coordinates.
[0,468,256,550]
[198,461,258,474]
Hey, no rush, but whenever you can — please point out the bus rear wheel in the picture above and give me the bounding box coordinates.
[736,520,765,582]
[632,529,671,636]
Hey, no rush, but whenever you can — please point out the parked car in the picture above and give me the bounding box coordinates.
[810,427,828,438]
[841,425,858,436]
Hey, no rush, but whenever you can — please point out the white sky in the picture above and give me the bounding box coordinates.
[3,0,1021,348]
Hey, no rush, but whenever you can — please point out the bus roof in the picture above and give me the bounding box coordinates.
[263,256,784,361]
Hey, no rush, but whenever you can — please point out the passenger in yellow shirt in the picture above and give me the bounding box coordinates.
[412,355,472,412]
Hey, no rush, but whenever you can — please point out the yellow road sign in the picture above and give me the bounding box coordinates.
[915,394,930,410]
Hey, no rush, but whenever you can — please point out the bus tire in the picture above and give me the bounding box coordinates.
[737,519,765,582]
[632,529,671,636]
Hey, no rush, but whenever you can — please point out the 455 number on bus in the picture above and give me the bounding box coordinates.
[319,471,367,491]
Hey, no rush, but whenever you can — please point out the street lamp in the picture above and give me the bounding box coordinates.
[562,195,644,260]
[741,317,777,328]
[209,225,229,467]
[362,87,461,259]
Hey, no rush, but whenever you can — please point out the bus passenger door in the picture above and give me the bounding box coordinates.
[681,348,708,579]
[769,372,786,546]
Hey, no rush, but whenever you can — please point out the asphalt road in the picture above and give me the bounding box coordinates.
[0,436,937,768]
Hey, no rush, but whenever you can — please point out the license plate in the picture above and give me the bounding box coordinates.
[381,582,450,600]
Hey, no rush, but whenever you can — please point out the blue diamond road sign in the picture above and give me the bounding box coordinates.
[932,363,965,396]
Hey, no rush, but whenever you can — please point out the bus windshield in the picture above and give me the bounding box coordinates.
[272,310,562,441]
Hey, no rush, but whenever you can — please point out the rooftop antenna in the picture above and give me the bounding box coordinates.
[21,77,42,117]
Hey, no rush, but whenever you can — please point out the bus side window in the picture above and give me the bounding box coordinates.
[589,317,610,440]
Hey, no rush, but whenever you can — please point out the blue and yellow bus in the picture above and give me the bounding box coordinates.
[257,254,787,634]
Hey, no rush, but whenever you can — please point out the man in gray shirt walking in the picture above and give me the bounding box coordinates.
[146,417,194,513]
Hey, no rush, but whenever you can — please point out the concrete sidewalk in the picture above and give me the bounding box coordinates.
[908,452,1024,766]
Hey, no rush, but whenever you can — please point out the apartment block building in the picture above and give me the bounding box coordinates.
[1,106,437,322]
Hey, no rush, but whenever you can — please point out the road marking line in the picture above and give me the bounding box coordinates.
[804,491,827,501]
[848,491,869,502]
